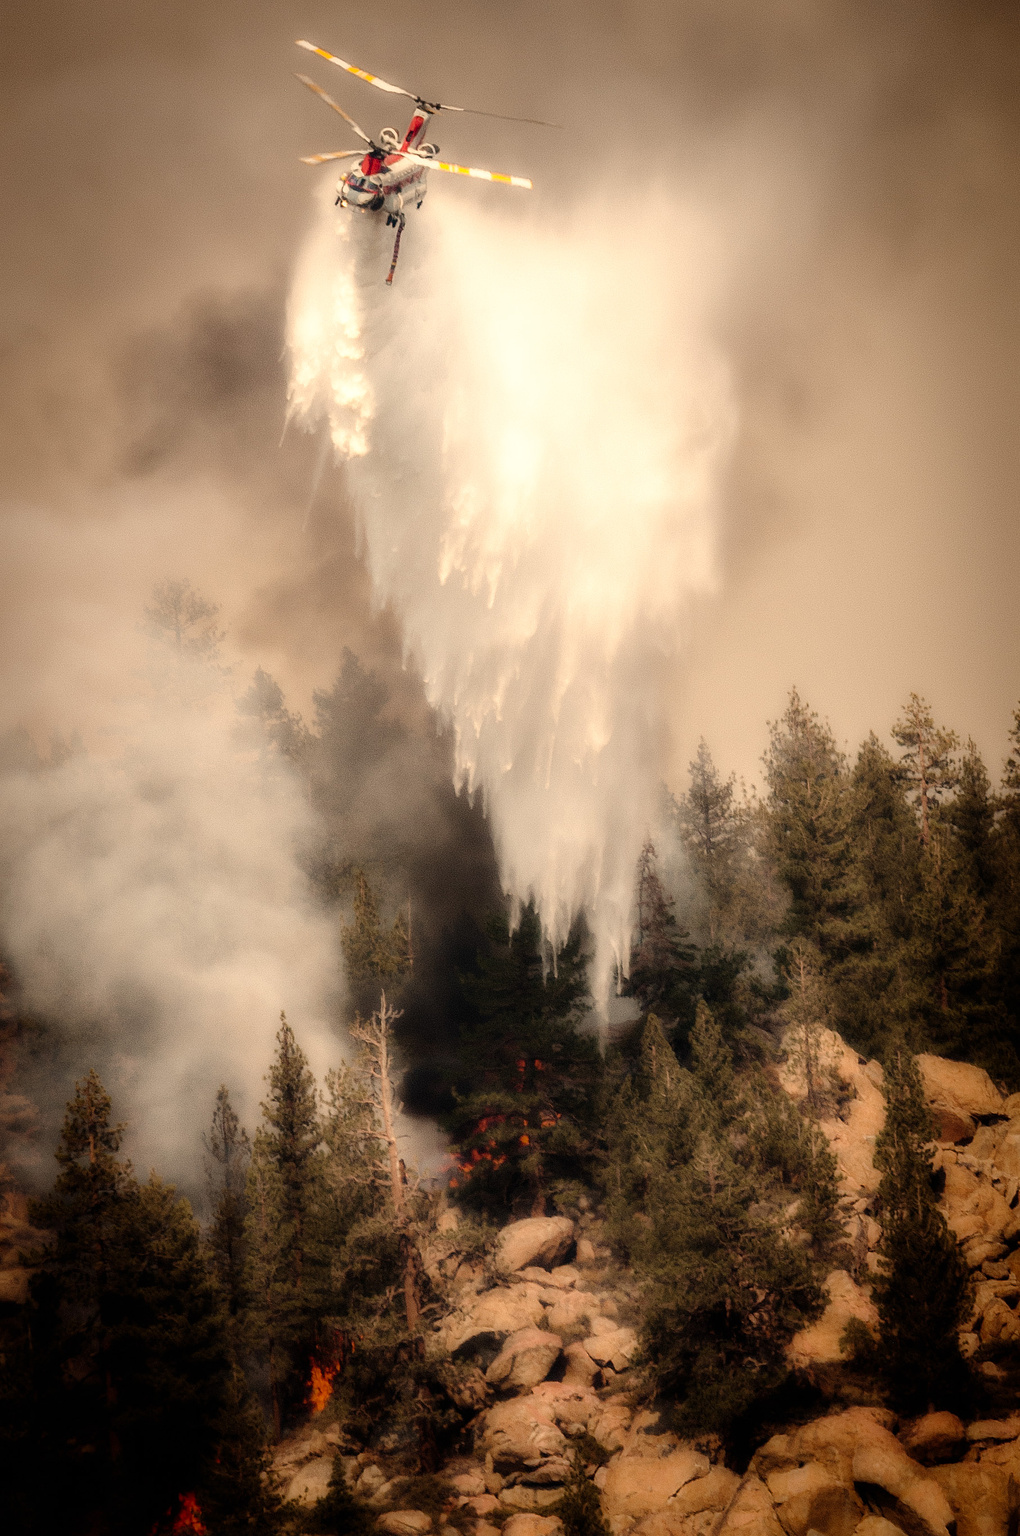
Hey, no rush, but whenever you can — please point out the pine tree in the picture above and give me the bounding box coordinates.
[762,689,862,963]
[243,1015,325,1437]
[603,1014,691,1257]
[341,870,412,991]
[238,667,313,769]
[197,1366,284,1536]
[204,1084,250,1318]
[891,693,960,847]
[946,740,997,897]
[143,578,224,658]
[28,1074,231,1532]
[778,938,832,1114]
[625,842,698,1037]
[871,1049,971,1411]
[444,905,597,1217]
[639,1005,822,1439]
[675,740,743,941]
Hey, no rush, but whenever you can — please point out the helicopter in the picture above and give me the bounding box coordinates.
[294,39,558,284]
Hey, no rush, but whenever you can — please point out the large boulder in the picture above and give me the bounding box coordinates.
[581,1326,639,1372]
[940,1162,1016,1250]
[600,1448,709,1519]
[929,1462,1018,1536]
[481,1397,569,1473]
[377,1514,432,1535]
[562,1342,600,1386]
[632,1479,743,1536]
[546,1290,601,1332]
[528,1382,601,1437]
[486,1328,563,1389]
[765,1462,862,1536]
[441,1285,546,1353]
[917,1054,1004,1141]
[499,1488,564,1513]
[898,1412,966,1466]
[496,1218,576,1274]
[502,1516,564,1536]
[286,1457,335,1506]
[787,1271,878,1367]
[715,1472,785,1536]
[789,1410,953,1536]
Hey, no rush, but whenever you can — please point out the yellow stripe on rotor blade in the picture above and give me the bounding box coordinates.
[433,160,532,188]
[295,40,410,96]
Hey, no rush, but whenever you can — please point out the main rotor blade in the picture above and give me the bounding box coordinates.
[402,150,532,189]
[445,105,563,128]
[296,40,415,100]
[299,150,365,164]
[295,75,372,145]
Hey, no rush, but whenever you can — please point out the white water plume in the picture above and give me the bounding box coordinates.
[288,182,736,1002]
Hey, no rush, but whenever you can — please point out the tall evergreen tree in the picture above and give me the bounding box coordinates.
[243,1015,325,1437]
[444,904,596,1217]
[762,689,862,963]
[626,841,698,1037]
[204,1084,250,1318]
[27,1072,230,1534]
[871,1049,971,1411]
[891,693,960,847]
[675,742,742,940]
[638,1005,822,1440]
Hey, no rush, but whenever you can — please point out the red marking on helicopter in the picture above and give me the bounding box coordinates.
[294,40,560,284]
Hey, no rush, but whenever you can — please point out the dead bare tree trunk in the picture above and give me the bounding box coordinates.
[351,992,420,1329]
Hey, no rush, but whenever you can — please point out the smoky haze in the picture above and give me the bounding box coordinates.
[1,1,1018,1170]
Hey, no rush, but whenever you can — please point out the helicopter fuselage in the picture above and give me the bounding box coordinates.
[338,110,433,222]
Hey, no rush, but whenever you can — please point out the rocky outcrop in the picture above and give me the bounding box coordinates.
[916,1055,1004,1142]
[787,1270,879,1366]
[486,1328,564,1390]
[495,1217,576,1274]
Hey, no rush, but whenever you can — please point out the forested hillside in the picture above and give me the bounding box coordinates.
[4,615,1020,1534]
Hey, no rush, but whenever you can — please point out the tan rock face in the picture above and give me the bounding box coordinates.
[482,1397,569,1473]
[715,1472,785,1536]
[786,1270,878,1367]
[502,1515,564,1536]
[600,1449,710,1518]
[562,1342,600,1386]
[286,1456,335,1507]
[377,1513,433,1535]
[496,1218,576,1274]
[442,1286,546,1352]
[451,1472,488,1497]
[929,1462,1018,1536]
[486,1328,563,1389]
[898,1412,966,1466]
[546,1290,600,1332]
[917,1053,1004,1123]
[582,1326,639,1372]
[778,1026,886,1198]
[499,1487,564,1512]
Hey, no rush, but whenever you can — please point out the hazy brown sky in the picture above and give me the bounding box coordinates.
[2,0,1019,786]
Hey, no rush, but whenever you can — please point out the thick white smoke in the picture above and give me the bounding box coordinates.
[0,641,340,1182]
[288,181,736,1000]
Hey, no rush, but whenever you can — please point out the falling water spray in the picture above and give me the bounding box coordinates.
[288,181,736,1003]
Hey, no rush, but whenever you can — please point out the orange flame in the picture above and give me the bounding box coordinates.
[307,1359,340,1413]
[172,1494,207,1534]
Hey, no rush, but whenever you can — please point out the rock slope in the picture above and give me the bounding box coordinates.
[269,1038,1020,1536]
